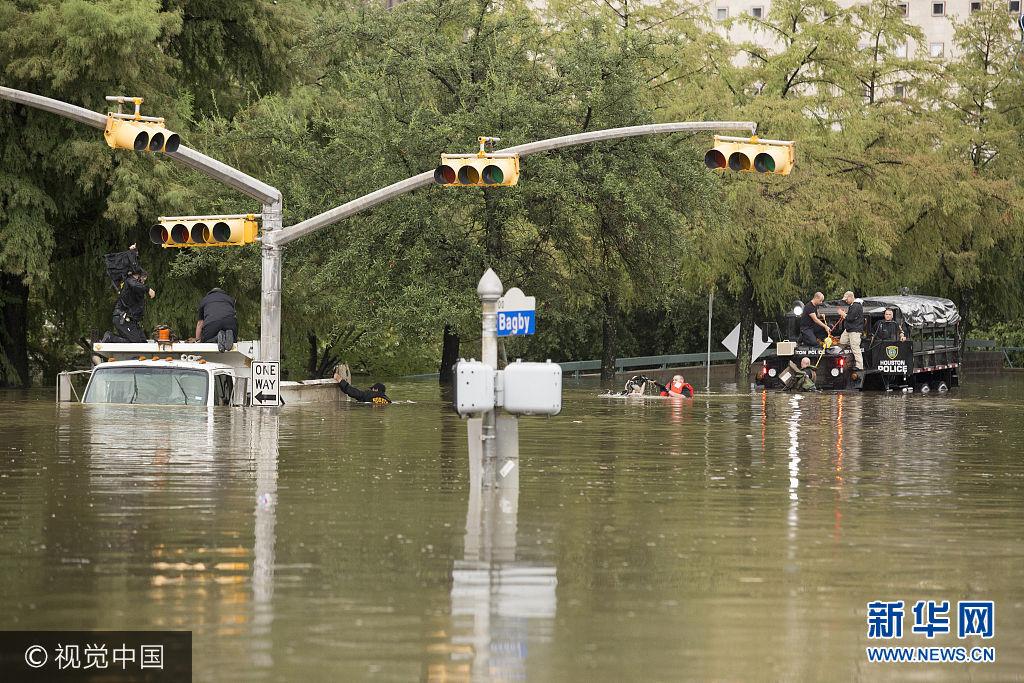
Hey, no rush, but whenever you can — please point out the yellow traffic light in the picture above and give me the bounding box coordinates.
[705,135,795,175]
[102,95,180,153]
[150,214,259,248]
[435,136,520,187]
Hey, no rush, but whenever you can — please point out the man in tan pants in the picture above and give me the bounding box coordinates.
[838,291,865,371]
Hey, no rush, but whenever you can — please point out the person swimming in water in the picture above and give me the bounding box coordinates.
[333,367,392,405]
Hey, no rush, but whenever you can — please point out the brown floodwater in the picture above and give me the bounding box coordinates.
[0,374,1022,681]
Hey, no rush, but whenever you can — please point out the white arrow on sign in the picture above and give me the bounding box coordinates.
[721,323,741,357]
[752,324,774,362]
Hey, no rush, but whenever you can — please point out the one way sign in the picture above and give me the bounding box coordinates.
[251,361,281,407]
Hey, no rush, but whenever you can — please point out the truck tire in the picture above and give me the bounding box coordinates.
[932,381,949,393]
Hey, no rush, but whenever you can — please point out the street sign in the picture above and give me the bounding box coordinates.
[723,322,774,360]
[251,361,281,406]
[497,287,536,337]
[752,324,774,361]
[722,323,741,357]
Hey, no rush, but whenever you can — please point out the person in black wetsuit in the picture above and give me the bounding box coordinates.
[333,367,392,405]
[111,269,154,342]
[195,288,238,349]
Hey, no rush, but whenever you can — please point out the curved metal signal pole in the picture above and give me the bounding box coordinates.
[0,86,284,362]
[266,120,756,247]
[2,85,756,365]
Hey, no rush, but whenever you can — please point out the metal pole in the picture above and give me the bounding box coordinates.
[266,120,758,247]
[706,290,714,391]
[260,198,284,363]
[477,269,503,461]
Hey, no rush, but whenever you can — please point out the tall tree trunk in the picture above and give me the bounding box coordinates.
[600,291,617,381]
[735,277,756,388]
[307,331,318,378]
[438,324,460,384]
[0,273,31,388]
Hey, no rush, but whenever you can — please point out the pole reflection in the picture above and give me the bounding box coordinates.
[434,425,556,681]
[250,410,278,669]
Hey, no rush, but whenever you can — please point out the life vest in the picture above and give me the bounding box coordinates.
[667,379,695,397]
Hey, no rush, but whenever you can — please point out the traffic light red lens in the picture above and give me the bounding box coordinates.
[190,223,208,244]
[163,133,180,154]
[212,222,232,242]
[728,152,752,171]
[704,149,726,170]
[482,165,504,184]
[170,223,190,244]
[754,152,776,173]
[458,166,480,184]
[150,224,168,245]
[434,165,456,184]
[148,132,165,152]
[133,131,149,151]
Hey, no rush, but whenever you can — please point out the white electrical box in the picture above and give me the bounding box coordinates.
[501,359,562,416]
[454,360,495,416]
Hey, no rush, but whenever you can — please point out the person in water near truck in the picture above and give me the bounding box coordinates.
[333,367,392,405]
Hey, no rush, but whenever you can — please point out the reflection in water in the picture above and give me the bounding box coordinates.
[436,430,556,681]
[251,412,278,669]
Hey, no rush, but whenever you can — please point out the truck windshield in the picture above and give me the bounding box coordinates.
[83,367,209,406]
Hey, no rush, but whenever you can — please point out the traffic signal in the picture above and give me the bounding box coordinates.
[104,117,180,153]
[435,136,520,187]
[102,95,180,153]
[704,135,795,175]
[434,153,519,187]
[150,214,259,248]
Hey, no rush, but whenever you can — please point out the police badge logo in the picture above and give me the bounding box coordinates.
[886,345,899,360]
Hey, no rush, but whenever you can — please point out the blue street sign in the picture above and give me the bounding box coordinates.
[497,310,536,337]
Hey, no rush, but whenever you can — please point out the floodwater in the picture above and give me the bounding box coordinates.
[1,373,1022,681]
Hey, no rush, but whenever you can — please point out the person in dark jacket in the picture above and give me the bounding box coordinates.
[195,288,238,349]
[799,292,831,345]
[111,269,154,343]
[837,290,865,371]
[333,367,392,405]
[873,308,906,341]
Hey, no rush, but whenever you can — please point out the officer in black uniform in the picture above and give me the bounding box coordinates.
[333,367,391,404]
[111,269,154,343]
[873,308,906,341]
[195,288,238,349]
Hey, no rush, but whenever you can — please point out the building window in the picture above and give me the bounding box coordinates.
[932,2,945,15]
[716,7,728,20]
[1011,0,1021,12]
[929,42,944,58]
[751,6,763,18]
[971,1,981,10]
[895,43,908,58]
[894,85,906,99]
[898,2,909,15]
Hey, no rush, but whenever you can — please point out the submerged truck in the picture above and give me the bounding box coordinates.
[57,340,341,406]
[757,295,962,392]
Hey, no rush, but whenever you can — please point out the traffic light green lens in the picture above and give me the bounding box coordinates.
[754,153,776,173]
[434,165,457,184]
[191,223,208,244]
[133,131,149,151]
[170,223,190,244]
[148,132,165,152]
[213,222,232,242]
[458,166,480,184]
[728,152,752,171]
[163,133,180,154]
[150,224,168,245]
[482,165,504,184]
[704,150,727,170]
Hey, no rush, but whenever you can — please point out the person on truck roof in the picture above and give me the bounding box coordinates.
[873,308,906,342]
[109,267,154,343]
[838,290,865,371]
[799,292,831,345]
[333,367,392,405]
[196,288,238,352]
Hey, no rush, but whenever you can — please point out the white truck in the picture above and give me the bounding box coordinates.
[57,340,342,406]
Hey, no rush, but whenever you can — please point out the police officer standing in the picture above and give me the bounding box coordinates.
[112,268,155,342]
[838,290,865,371]
[195,288,238,349]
